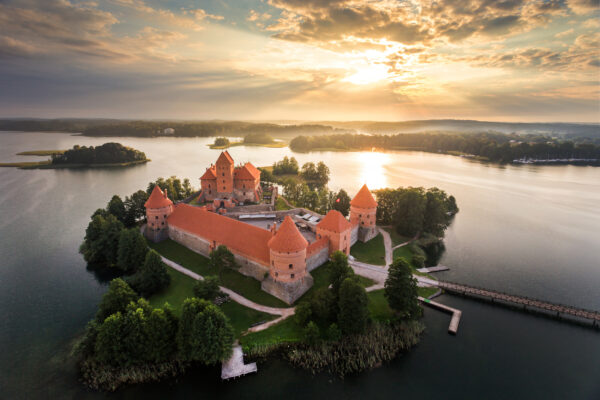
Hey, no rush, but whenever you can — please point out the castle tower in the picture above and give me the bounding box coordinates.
[350,184,378,242]
[144,185,174,242]
[215,151,234,197]
[261,216,313,304]
[316,210,353,255]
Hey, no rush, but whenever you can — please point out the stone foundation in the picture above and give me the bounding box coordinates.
[358,226,378,242]
[350,225,359,246]
[234,254,269,281]
[307,245,329,272]
[145,226,170,243]
[261,275,314,305]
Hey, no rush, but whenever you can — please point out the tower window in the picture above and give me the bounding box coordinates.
[359,214,362,218]
[155,216,158,219]
[222,173,224,176]
[289,264,293,269]
[272,260,274,266]
[163,215,166,218]
[275,272,278,277]
[291,273,295,279]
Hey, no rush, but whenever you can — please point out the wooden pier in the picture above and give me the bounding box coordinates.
[436,280,600,326]
[221,345,257,380]
[417,265,450,273]
[418,296,462,335]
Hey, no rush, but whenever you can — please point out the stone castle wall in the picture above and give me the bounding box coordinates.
[350,225,359,246]
[307,243,329,272]
[261,274,314,305]
[358,226,378,242]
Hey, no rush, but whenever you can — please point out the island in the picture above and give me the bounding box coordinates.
[209,133,287,149]
[75,152,458,391]
[0,142,149,169]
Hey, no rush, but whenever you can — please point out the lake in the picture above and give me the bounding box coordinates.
[0,131,598,399]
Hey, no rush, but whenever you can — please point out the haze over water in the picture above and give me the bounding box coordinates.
[0,131,599,399]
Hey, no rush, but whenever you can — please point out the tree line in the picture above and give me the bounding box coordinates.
[51,143,147,165]
[289,132,600,163]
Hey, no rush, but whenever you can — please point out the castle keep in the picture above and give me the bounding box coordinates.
[145,152,378,304]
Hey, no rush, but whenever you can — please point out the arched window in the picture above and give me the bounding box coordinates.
[290,273,295,279]
[288,264,293,269]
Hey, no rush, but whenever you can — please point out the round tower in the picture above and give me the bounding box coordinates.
[267,216,308,283]
[144,185,174,242]
[350,184,378,242]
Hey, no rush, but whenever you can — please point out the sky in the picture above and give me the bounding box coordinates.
[0,0,599,122]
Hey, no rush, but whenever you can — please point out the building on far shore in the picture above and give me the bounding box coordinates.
[144,152,378,304]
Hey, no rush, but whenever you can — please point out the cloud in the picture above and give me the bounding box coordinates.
[568,0,600,14]
[191,9,224,21]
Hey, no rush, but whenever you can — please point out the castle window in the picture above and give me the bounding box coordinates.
[359,214,362,218]
[161,222,164,225]
[367,215,369,218]
[151,223,154,226]
[155,216,158,219]
[163,215,166,218]
[272,260,274,266]
[291,273,295,279]
[223,186,226,190]
[275,272,278,277]
[222,173,224,176]
[289,264,293,269]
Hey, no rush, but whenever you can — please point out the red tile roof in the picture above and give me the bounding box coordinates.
[167,204,271,264]
[145,186,174,209]
[200,166,217,180]
[268,216,308,253]
[317,210,352,233]
[350,184,377,208]
[234,162,261,180]
[217,151,234,165]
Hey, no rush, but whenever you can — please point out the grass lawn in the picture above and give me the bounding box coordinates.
[393,245,413,264]
[350,233,386,266]
[240,316,303,350]
[17,149,65,156]
[383,227,412,246]
[148,268,276,337]
[275,197,292,210]
[367,289,395,322]
[417,286,439,298]
[148,239,288,308]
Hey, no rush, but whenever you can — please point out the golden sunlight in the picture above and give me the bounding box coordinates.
[355,150,390,189]
[343,63,390,85]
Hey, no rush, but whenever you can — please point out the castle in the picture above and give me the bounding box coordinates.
[145,152,378,304]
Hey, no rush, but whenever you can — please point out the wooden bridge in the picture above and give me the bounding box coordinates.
[437,280,600,326]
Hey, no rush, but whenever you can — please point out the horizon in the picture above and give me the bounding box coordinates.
[0,0,599,123]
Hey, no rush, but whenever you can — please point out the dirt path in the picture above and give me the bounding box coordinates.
[377,227,393,267]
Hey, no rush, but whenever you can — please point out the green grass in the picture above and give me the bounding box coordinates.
[275,197,293,210]
[209,141,287,149]
[220,301,277,337]
[148,239,288,308]
[0,160,51,168]
[383,227,412,247]
[240,316,303,350]
[148,268,276,337]
[350,233,386,266]
[417,286,439,298]
[393,245,413,264]
[367,289,395,322]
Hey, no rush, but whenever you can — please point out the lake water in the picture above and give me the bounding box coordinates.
[0,131,598,399]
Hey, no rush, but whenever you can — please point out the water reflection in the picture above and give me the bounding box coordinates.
[354,150,390,190]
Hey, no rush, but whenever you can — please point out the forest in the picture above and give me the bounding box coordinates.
[289,132,600,163]
[51,143,147,165]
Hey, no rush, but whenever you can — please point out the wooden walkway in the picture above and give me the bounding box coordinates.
[221,345,257,380]
[437,280,600,325]
[418,296,462,335]
[417,265,449,273]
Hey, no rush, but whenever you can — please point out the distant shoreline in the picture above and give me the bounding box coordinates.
[0,159,150,169]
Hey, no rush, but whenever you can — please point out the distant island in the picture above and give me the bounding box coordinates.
[209,134,287,149]
[289,132,600,165]
[0,143,149,169]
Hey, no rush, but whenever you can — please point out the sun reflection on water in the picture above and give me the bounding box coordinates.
[355,150,391,190]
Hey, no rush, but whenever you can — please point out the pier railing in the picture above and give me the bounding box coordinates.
[437,280,600,324]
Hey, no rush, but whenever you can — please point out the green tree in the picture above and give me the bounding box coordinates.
[332,189,351,216]
[309,288,337,322]
[193,276,222,301]
[303,321,320,345]
[145,304,178,362]
[338,278,369,335]
[328,251,354,298]
[412,253,426,269]
[209,245,237,279]
[107,195,127,224]
[117,228,148,273]
[294,301,313,326]
[384,258,421,319]
[326,323,342,342]
[128,250,171,297]
[316,161,330,185]
[96,278,138,322]
[80,214,124,266]
[214,137,230,147]
[177,298,234,364]
[124,190,149,226]
[95,312,128,366]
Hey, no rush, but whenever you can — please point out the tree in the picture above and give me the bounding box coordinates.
[80,214,124,266]
[177,298,234,364]
[124,190,149,226]
[209,245,237,279]
[214,137,230,147]
[327,323,342,342]
[294,301,313,326]
[96,278,138,322]
[193,276,222,301]
[384,258,421,319]
[332,189,351,216]
[338,278,369,335]
[107,195,127,224]
[328,251,354,298]
[117,228,148,273]
[316,162,330,185]
[95,312,128,366]
[309,288,337,322]
[303,321,320,345]
[128,250,171,297]
[145,304,178,362]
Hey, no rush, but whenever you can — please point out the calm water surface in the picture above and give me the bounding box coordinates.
[0,131,598,399]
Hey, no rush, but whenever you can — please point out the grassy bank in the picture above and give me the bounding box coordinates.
[147,239,288,308]
[0,159,149,169]
[17,149,65,156]
[350,233,386,266]
[209,141,287,149]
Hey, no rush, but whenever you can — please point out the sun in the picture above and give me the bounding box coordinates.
[343,63,390,85]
